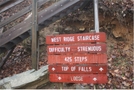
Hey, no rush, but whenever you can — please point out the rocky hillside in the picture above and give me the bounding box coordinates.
[0,0,133,89]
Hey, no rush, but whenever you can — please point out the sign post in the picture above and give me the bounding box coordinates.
[94,0,99,88]
[94,0,99,33]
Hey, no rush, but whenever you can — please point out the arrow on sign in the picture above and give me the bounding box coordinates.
[52,67,55,71]
[93,77,97,81]
[50,74,107,83]
[58,77,61,80]
[99,67,104,72]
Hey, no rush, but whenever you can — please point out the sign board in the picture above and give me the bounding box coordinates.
[49,74,107,83]
[48,54,107,64]
[46,32,108,84]
[47,44,106,54]
[49,64,107,73]
[46,32,106,44]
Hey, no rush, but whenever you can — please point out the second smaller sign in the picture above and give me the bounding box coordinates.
[48,54,107,64]
[49,74,107,83]
[49,64,107,74]
[48,44,106,54]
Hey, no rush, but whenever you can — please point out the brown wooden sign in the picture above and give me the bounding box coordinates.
[49,64,107,74]
[47,44,106,54]
[49,74,107,83]
[46,32,106,44]
[46,32,108,84]
[48,54,107,64]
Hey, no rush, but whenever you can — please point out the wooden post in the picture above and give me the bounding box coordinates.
[32,0,39,70]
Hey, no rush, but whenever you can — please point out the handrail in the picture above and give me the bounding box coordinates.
[0,0,11,6]
[0,0,86,54]
[0,0,49,28]
[0,0,24,13]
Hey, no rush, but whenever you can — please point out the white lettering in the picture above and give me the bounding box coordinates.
[71,76,83,81]
[77,35,100,41]
[71,66,76,71]
[74,57,87,62]
[62,66,69,71]
[63,36,74,42]
[51,37,61,42]
[77,46,102,52]
[49,48,54,52]
[49,47,71,53]
[65,47,70,52]
[64,57,72,62]
[56,48,65,52]
[78,67,92,72]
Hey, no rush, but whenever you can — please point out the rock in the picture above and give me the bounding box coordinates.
[52,31,59,35]
[39,37,45,45]
[65,26,72,31]
[123,45,129,51]
[122,81,131,87]
[112,30,122,38]
[75,83,89,89]
[0,27,3,34]
[16,52,21,57]
[79,27,85,31]
[0,65,48,89]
